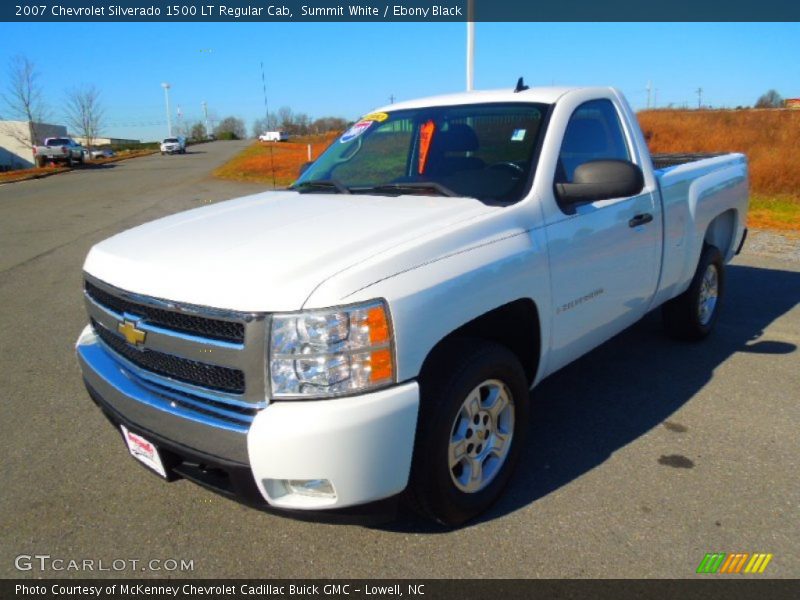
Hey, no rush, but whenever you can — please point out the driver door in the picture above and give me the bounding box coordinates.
[544,99,660,373]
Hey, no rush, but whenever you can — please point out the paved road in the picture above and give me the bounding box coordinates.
[1,147,798,579]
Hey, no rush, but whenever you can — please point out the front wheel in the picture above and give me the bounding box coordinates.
[662,244,725,340]
[407,340,529,526]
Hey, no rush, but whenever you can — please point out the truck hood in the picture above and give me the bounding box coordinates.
[84,190,498,311]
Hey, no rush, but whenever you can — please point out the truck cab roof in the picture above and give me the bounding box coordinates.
[371,86,607,112]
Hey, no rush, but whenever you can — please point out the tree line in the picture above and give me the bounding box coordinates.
[208,109,349,141]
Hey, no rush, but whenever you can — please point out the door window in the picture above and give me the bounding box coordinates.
[555,99,630,186]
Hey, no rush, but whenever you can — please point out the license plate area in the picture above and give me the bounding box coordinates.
[121,425,168,478]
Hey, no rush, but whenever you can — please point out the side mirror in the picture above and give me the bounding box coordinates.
[555,159,644,205]
[298,161,313,177]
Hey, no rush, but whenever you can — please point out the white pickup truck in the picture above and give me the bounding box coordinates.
[76,85,748,525]
[33,137,84,167]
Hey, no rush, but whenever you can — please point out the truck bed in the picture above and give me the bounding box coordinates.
[651,153,729,170]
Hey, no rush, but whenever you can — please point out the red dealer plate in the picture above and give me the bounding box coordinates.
[120,425,167,478]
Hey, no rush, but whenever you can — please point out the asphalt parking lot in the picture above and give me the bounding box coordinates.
[0,143,797,578]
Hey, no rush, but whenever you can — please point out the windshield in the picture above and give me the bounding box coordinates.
[163,138,179,143]
[46,138,70,146]
[294,102,549,204]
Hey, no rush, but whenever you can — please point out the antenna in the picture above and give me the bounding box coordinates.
[261,61,276,188]
[514,77,529,93]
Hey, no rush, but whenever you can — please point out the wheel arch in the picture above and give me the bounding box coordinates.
[704,208,738,261]
[418,298,542,388]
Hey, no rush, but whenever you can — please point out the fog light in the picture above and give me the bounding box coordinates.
[286,479,336,498]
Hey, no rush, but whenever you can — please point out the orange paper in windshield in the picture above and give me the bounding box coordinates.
[418,120,436,174]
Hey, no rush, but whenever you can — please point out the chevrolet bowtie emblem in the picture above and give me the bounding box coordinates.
[118,320,146,346]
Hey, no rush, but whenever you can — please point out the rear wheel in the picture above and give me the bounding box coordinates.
[407,340,529,526]
[662,244,724,340]
[36,155,46,168]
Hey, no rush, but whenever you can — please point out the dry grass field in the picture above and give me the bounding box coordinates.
[639,109,800,231]
[212,132,339,185]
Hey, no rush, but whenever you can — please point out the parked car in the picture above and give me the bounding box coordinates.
[76,85,748,525]
[33,137,84,167]
[259,130,289,142]
[160,137,186,155]
[83,148,116,160]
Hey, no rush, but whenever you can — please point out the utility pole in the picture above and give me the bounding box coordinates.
[696,87,703,109]
[389,94,395,104]
[466,0,475,91]
[202,101,210,137]
[161,82,172,136]
[654,88,658,109]
[646,81,652,109]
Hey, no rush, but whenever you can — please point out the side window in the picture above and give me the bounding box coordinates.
[555,99,630,184]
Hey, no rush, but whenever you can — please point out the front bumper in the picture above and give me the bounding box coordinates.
[76,325,419,512]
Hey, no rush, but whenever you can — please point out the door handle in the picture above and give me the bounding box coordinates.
[629,213,653,228]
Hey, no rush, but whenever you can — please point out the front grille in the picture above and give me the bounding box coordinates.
[92,319,245,394]
[85,280,245,343]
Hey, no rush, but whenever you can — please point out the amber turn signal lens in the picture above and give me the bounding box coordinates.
[369,348,393,383]
[366,306,390,345]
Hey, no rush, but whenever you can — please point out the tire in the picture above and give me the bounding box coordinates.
[36,156,46,168]
[407,339,529,526]
[77,153,84,165]
[662,244,724,341]
[66,156,74,167]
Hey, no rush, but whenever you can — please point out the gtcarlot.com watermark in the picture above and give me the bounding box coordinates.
[14,554,194,573]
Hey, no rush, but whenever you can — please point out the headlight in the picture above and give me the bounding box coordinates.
[269,300,395,399]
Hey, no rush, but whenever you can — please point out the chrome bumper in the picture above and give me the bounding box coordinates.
[77,326,250,464]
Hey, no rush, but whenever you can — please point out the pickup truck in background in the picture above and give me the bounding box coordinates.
[160,136,186,155]
[33,137,84,167]
[259,130,289,142]
[76,85,748,526]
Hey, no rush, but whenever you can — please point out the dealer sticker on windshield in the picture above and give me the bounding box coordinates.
[340,120,374,143]
[511,128,527,142]
[121,425,167,478]
[362,112,389,122]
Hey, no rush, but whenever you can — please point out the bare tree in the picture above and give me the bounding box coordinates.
[64,84,104,148]
[214,116,246,140]
[190,122,207,141]
[1,54,49,146]
[755,89,783,109]
[252,117,270,138]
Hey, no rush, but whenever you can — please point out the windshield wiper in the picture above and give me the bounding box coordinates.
[350,182,461,198]
[292,179,351,194]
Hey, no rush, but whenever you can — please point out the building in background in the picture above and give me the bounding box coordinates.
[785,98,800,110]
[73,136,140,147]
[0,120,67,169]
